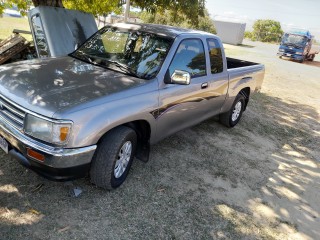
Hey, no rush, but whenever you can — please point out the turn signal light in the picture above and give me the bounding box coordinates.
[60,127,70,142]
[27,148,45,161]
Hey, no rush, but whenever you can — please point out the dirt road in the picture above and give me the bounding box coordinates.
[0,40,319,240]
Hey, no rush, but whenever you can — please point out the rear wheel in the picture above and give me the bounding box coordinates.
[308,54,315,61]
[219,94,245,128]
[90,126,137,190]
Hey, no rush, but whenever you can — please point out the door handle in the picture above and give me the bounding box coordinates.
[201,82,208,89]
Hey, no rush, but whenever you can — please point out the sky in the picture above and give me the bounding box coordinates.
[206,0,320,40]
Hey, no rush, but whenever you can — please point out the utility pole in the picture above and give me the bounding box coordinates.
[124,0,130,23]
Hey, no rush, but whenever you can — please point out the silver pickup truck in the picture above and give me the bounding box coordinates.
[0,23,264,189]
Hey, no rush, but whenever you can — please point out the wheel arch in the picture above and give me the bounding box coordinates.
[239,87,250,111]
[97,120,151,162]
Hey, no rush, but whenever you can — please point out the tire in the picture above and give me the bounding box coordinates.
[308,54,315,61]
[90,126,137,190]
[219,94,245,128]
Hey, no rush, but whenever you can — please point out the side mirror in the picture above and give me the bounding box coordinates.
[166,70,191,85]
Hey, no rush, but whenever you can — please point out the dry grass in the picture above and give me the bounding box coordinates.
[0,16,32,42]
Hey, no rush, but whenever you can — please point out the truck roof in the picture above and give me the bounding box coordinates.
[287,29,312,38]
[111,22,215,38]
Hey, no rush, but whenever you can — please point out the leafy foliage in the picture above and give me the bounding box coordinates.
[249,19,283,42]
[133,0,205,25]
[63,0,121,16]
[0,0,33,15]
[0,1,4,14]
[0,0,119,15]
[1,0,206,20]
[244,31,253,39]
[140,9,216,34]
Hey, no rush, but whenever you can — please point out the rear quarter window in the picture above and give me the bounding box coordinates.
[207,39,223,74]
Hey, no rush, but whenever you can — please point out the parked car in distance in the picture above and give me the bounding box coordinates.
[0,23,264,190]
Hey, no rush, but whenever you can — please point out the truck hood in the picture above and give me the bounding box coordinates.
[0,56,147,117]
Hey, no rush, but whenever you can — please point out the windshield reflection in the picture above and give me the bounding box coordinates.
[71,26,172,79]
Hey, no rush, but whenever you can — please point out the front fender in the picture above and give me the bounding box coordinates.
[62,95,158,148]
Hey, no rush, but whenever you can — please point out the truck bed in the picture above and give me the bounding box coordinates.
[227,57,259,69]
[226,57,265,93]
[309,44,320,55]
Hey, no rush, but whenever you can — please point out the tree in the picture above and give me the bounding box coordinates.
[0,0,119,15]
[250,19,283,42]
[0,0,33,15]
[33,0,63,7]
[63,0,120,16]
[1,0,206,20]
[0,1,4,14]
[140,9,216,34]
[133,0,205,26]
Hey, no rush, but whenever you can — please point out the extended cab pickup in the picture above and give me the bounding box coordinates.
[0,23,264,189]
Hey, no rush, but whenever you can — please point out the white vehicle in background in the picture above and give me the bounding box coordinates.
[3,7,22,18]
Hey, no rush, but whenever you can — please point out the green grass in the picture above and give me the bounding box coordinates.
[0,16,32,42]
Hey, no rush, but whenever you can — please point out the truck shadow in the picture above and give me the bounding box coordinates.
[304,60,320,68]
[0,92,319,239]
[238,44,255,48]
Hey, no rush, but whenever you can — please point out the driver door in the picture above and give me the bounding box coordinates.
[156,38,213,140]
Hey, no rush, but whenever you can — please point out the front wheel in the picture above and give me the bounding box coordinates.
[90,126,137,190]
[219,94,245,128]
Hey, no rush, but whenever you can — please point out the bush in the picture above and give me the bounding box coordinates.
[244,31,253,39]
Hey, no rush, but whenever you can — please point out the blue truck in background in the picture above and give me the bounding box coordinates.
[277,29,319,63]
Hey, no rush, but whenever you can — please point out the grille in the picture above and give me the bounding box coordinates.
[285,49,296,54]
[0,96,25,130]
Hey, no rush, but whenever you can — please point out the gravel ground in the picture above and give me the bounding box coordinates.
[0,40,319,240]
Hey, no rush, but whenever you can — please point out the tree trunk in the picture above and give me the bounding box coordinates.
[32,0,64,8]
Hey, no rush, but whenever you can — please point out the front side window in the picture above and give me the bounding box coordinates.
[168,39,206,78]
[207,39,223,74]
[71,27,172,79]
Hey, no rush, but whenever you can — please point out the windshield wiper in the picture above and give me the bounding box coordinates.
[72,53,141,78]
[283,42,303,49]
[104,60,140,78]
[71,52,97,64]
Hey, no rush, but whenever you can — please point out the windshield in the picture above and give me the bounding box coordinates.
[71,26,172,79]
[282,33,307,48]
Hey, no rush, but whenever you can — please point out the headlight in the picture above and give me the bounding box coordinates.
[24,114,72,145]
[295,52,303,55]
[279,49,284,52]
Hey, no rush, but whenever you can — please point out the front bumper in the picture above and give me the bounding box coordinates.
[277,52,304,61]
[0,115,96,181]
